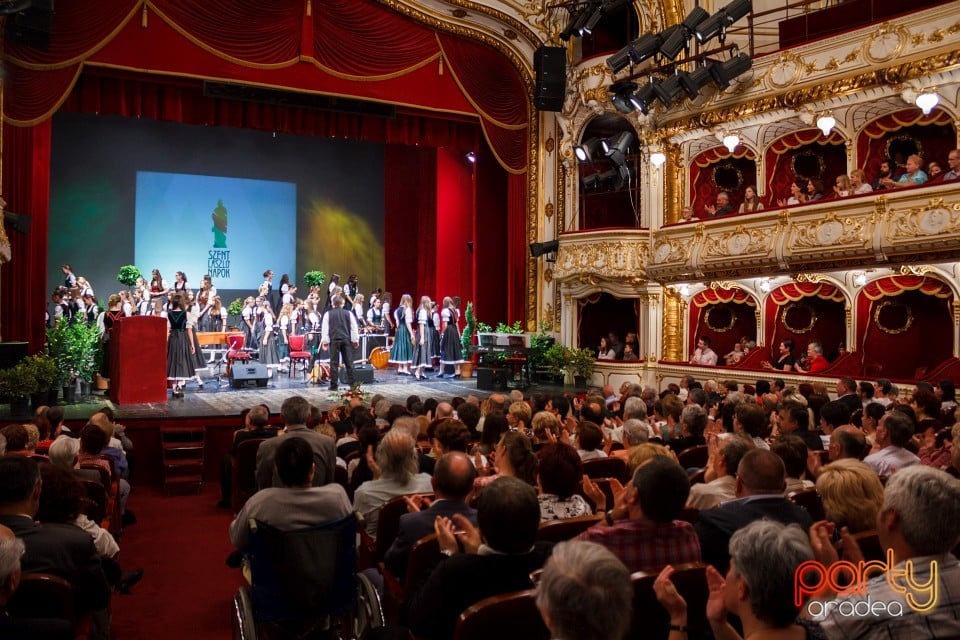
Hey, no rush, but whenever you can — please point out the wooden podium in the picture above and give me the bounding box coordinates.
[109,316,168,404]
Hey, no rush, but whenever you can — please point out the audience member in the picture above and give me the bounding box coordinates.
[881,153,927,188]
[219,405,277,507]
[806,178,825,201]
[849,169,873,194]
[690,336,718,366]
[536,442,593,521]
[794,340,828,374]
[872,159,894,190]
[666,405,707,454]
[704,191,733,217]
[943,149,960,180]
[738,186,763,213]
[815,458,883,533]
[688,435,750,509]
[771,435,814,494]
[0,523,73,639]
[255,396,336,490]
[833,174,852,197]
[862,411,919,479]
[777,179,806,206]
[575,421,607,460]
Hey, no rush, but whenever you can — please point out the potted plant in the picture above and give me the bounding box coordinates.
[227,298,245,330]
[566,347,597,389]
[543,343,571,386]
[529,323,556,383]
[46,318,101,402]
[25,353,58,408]
[475,319,495,349]
[460,301,478,379]
[303,270,327,291]
[0,361,38,416]
[71,321,102,396]
[117,265,142,295]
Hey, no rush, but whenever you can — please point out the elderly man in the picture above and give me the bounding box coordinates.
[255,396,336,490]
[407,476,552,640]
[812,465,960,639]
[0,523,73,639]
[695,449,812,573]
[777,400,824,451]
[579,456,700,573]
[230,437,352,551]
[943,148,960,181]
[704,191,733,217]
[536,541,632,640]
[794,340,828,374]
[834,377,861,417]
[612,418,653,463]
[687,436,750,510]
[863,411,919,480]
[353,429,432,537]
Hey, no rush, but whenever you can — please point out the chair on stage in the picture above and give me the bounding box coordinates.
[226,333,251,376]
[287,334,312,379]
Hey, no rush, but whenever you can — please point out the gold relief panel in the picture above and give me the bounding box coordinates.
[788,212,868,251]
[886,198,960,243]
[652,237,690,265]
[554,239,648,284]
[700,224,775,260]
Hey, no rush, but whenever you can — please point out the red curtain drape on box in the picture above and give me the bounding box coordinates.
[3,0,531,347]
[689,289,757,362]
[689,146,757,216]
[763,130,845,205]
[856,275,953,380]
[856,109,954,183]
[764,283,847,364]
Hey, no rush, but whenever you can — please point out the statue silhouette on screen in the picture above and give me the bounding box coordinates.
[211,199,228,248]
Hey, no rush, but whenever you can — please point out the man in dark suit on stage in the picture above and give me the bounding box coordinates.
[383,451,478,581]
[255,395,336,490]
[0,457,111,620]
[695,448,812,573]
[321,294,360,391]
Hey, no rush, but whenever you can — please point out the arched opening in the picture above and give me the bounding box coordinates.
[577,114,642,229]
[764,282,847,367]
[689,288,757,365]
[764,129,846,206]
[689,146,758,217]
[577,292,640,359]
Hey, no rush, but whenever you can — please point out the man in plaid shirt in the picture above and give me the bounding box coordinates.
[578,456,700,573]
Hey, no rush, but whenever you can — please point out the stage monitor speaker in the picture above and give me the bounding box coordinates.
[5,0,54,50]
[339,364,374,385]
[534,46,567,112]
[230,363,269,388]
[0,342,28,369]
[477,366,509,391]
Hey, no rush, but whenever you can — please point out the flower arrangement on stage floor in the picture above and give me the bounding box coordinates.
[333,382,368,405]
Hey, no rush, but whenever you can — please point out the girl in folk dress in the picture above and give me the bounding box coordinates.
[439,296,465,377]
[240,296,257,349]
[380,292,394,335]
[185,297,206,387]
[149,269,169,300]
[389,294,414,374]
[430,302,442,369]
[259,300,281,376]
[166,294,196,397]
[209,296,226,332]
[353,293,368,330]
[173,271,190,294]
[411,296,436,380]
[278,303,293,365]
[367,297,386,332]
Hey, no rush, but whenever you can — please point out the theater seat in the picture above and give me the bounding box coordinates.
[454,589,549,640]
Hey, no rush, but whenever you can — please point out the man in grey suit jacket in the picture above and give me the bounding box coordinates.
[383,451,478,580]
[256,396,336,490]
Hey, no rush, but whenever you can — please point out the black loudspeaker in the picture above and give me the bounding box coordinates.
[0,342,29,369]
[229,363,269,388]
[477,367,509,391]
[6,0,54,50]
[339,364,374,385]
[534,46,567,112]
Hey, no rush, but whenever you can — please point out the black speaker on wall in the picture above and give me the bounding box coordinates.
[534,46,567,112]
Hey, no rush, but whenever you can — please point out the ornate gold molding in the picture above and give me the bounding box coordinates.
[662,287,682,361]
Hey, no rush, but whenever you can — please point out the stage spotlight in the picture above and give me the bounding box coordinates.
[530,239,560,257]
[613,163,634,189]
[709,52,752,89]
[579,4,605,35]
[574,137,604,163]
[678,66,713,100]
[630,81,657,114]
[465,151,477,163]
[603,131,634,166]
[607,32,662,72]
[652,74,684,107]
[609,81,638,114]
[582,168,618,190]
[695,0,752,43]
[659,7,710,59]
[560,2,594,41]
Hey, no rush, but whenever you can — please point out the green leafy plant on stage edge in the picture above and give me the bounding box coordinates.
[24,353,58,392]
[461,301,477,355]
[303,271,327,289]
[227,298,245,316]
[117,265,142,288]
[494,321,524,334]
[0,361,38,399]
[566,346,597,380]
[45,319,102,384]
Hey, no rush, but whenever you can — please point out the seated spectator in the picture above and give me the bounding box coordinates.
[219,404,277,508]
[777,400,824,452]
[771,435,814,494]
[456,402,481,442]
[806,178,825,201]
[473,411,508,457]
[690,335,718,366]
[353,429,433,538]
[575,421,608,461]
[474,431,538,494]
[0,425,28,456]
[777,179,806,206]
[383,452,477,580]
[579,456,700,573]
[863,411,919,479]
[738,185,763,213]
[872,159,895,190]
[927,160,943,179]
[793,340,828,374]
[812,466,960,638]
[724,342,745,365]
[78,423,131,517]
[229,437,352,551]
[704,191,734,217]
[0,457,110,618]
[348,423,382,492]
[881,153,927,188]
[622,343,639,360]
[536,442,593,521]
[430,419,472,456]
[688,436,750,510]
[596,336,616,360]
[849,169,873,194]
[833,174,852,197]
[695,449,813,573]
[407,476,552,640]
[0,523,73,639]
[607,333,624,359]
[530,411,561,451]
[612,418,653,463]
[655,520,820,640]
[667,404,707,455]
[943,148,960,180]
[536,541,632,640]
[734,403,769,451]
[815,458,883,534]
[256,395,336,490]
[679,205,698,222]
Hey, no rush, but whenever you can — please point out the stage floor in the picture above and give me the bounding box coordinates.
[6,367,501,422]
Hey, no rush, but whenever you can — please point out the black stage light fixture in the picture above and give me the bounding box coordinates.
[603,131,634,167]
[652,74,683,107]
[709,52,752,89]
[723,0,753,24]
[582,168,618,190]
[609,80,639,114]
[695,0,752,44]
[613,164,635,189]
[607,32,662,72]
[630,81,657,115]
[659,7,710,60]
[678,65,713,99]
[530,239,560,257]
[574,137,604,163]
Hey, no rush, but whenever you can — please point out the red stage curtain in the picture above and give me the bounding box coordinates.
[856,109,954,183]
[689,288,757,362]
[689,146,757,216]
[764,283,846,366]
[435,148,475,305]
[506,173,527,324]
[763,130,845,205]
[855,275,953,380]
[384,144,436,305]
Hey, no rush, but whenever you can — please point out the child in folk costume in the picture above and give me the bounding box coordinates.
[439,296,465,378]
[430,301,442,369]
[278,303,293,366]
[259,300,281,377]
[186,295,207,386]
[411,296,436,381]
[389,294,415,375]
[240,296,257,349]
[167,294,196,397]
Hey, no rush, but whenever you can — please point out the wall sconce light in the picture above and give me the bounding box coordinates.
[722,133,740,153]
[677,283,690,297]
[853,271,867,287]
[759,278,772,293]
[465,151,477,163]
[816,113,836,136]
[915,90,940,115]
[650,150,667,167]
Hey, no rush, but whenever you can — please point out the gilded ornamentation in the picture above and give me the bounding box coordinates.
[795,273,831,284]
[886,198,960,240]
[700,225,774,259]
[661,288,683,361]
[899,265,936,276]
[544,201,554,219]
[873,300,914,335]
[554,240,648,283]
[790,213,866,249]
[544,137,555,153]
[653,238,686,264]
[709,281,741,290]
[862,24,908,63]
[544,267,554,283]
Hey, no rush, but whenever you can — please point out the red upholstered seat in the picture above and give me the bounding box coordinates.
[226,333,251,364]
[288,334,312,378]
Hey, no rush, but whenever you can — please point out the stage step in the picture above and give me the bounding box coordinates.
[160,425,205,495]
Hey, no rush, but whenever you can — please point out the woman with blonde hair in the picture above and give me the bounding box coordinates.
[411,295,435,380]
[389,294,415,375]
[834,174,852,197]
[627,442,678,475]
[850,169,873,194]
[815,458,884,533]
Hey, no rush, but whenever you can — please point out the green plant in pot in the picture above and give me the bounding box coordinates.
[566,347,597,389]
[0,361,38,415]
[543,343,571,385]
[24,353,58,407]
[46,318,101,400]
[117,265,142,295]
[528,322,555,373]
[302,270,326,289]
[459,302,478,378]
